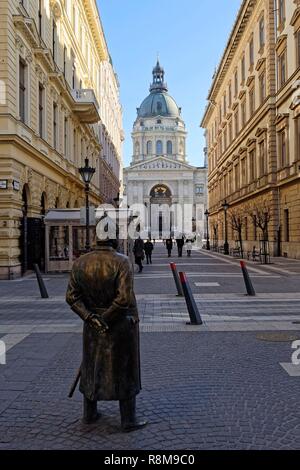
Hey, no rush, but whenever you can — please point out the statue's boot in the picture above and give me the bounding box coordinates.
[119,397,148,432]
[82,397,100,424]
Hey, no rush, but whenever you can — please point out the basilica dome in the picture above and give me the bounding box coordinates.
[137,61,181,118]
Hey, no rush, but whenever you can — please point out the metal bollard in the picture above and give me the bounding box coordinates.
[240,261,256,296]
[33,263,49,299]
[179,272,203,325]
[170,263,184,297]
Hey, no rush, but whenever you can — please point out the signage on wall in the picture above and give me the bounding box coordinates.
[0,180,7,189]
[12,180,20,191]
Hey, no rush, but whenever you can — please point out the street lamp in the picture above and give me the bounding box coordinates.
[222,199,230,255]
[204,209,210,250]
[79,158,95,252]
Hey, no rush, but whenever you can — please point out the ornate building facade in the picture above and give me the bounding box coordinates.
[123,62,207,239]
[201,0,300,258]
[0,0,123,279]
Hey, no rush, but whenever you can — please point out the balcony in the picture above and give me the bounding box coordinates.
[71,89,100,124]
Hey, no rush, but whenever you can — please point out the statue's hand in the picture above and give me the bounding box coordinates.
[87,314,109,334]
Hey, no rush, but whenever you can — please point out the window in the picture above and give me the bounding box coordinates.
[249,88,255,116]
[296,30,300,68]
[167,141,172,155]
[234,70,238,97]
[71,52,76,89]
[234,164,240,190]
[234,109,239,136]
[278,0,285,26]
[244,217,248,240]
[63,46,67,77]
[259,72,266,104]
[53,102,57,150]
[249,37,254,66]
[284,208,289,242]
[259,16,265,49]
[72,4,76,30]
[64,117,68,156]
[259,140,266,175]
[146,141,152,155]
[38,83,44,137]
[241,101,246,127]
[249,149,256,182]
[278,51,287,88]
[279,129,287,167]
[156,140,163,155]
[241,55,245,83]
[295,115,300,160]
[195,185,204,194]
[19,59,26,123]
[73,128,76,163]
[223,94,227,116]
[253,215,257,241]
[228,82,232,108]
[52,20,57,62]
[38,0,43,37]
[241,158,247,186]
[228,120,233,144]
[223,129,227,151]
[79,26,83,48]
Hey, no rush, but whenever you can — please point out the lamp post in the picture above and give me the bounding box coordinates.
[79,158,95,252]
[222,200,229,255]
[204,209,210,250]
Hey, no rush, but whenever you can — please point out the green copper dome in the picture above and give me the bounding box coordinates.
[137,61,181,118]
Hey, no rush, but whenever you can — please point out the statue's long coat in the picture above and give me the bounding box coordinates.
[66,246,141,401]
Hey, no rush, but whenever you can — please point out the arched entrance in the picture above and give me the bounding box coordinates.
[20,186,46,274]
[41,192,47,216]
[150,184,173,239]
[20,184,30,274]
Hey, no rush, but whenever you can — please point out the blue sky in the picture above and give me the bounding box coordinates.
[97,0,242,167]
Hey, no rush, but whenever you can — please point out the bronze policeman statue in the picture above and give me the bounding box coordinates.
[66,236,147,432]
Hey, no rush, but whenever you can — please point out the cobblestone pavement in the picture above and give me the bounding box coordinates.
[1,246,300,449]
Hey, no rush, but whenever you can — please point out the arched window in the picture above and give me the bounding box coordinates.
[156,140,163,155]
[41,192,47,215]
[135,142,140,156]
[146,141,152,155]
[167,141,172,155]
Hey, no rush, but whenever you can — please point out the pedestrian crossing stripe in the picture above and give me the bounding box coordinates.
[194,282,220,287]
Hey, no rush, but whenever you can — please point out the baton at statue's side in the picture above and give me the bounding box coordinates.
[66,235,147,432]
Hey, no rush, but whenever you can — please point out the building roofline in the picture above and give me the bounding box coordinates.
[200,0,256,127]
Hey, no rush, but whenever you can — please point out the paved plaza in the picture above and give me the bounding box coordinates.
[1,245,300,449]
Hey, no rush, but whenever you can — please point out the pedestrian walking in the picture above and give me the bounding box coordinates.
[144,239,154,264]
[133,237,145,272]
[176,236,185,257]
[166,238,173,257]
[66,235,147,432]
[185,239,193,257]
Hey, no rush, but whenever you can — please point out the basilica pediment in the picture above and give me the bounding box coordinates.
[127,156,194,172]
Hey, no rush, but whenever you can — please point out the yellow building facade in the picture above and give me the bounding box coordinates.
[0,0,123,279]
[201,0,300,259]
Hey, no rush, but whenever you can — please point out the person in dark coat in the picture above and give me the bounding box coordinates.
[133,237,145,272]
[144,239,154,264]
[66,239,147,432]
[166,238,173,257]
[176,236,185,257]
